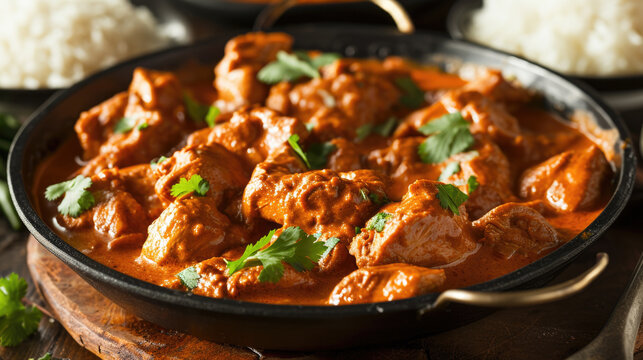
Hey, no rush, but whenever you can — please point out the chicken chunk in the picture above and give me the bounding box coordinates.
[154,144,249,206]
[350,180,478,268]
[187,106,308,167]
[214,32,292,110]
[242,146,388,244]
[472,203,559,258]
[328,264,445,305]
[461,68,532,106]
[326,138,361,172]
[518,145,610,212]
[266,61,400,141]
[226,264,317,299]
[57,167,157,250]
[74,92,128,159]
[79,68,193,174]
[141,197,246,266]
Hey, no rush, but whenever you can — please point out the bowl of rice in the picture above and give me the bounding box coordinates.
[446,0,643,109]
[0,0,191,91]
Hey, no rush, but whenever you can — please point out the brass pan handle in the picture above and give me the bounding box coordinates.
[254,0,415,34]
[420,252,608,315]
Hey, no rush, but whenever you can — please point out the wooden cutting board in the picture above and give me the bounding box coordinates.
[25,231,643,360]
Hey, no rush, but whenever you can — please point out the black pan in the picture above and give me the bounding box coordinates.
[8,26,636,351]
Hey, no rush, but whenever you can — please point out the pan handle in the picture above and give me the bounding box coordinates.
[419,252,608,315]
[254,0,415,34]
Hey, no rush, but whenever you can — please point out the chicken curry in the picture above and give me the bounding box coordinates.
[34,33,614,305]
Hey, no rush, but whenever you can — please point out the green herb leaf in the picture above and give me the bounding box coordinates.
[0,113,20,140]
[150,156,168,169]
[438,161,461,182]
[29,353,63,360]
[176,266,200,290]
[113,116,137,134]
[321,237,340,259]
[307,142,337,170]
[359,188,369,202]
[45,175,95,217]
[287,134,311,169]
[356,123,373,141]
[467,175,480,194]
[368,192,390,206]
[258,50,340,85]
[436,183,469,215]
[205,106,220,128]
[225,227,337,283]
[373,117,398,137]
[395,77,424,109]
[355,226,362,235]
[417,112,474,164]
[305,123,315,132]
[137,122,149,131]
[170,174,210,199]
[0,273,42,347]
[366,212,393,232]
[184,93,218,126]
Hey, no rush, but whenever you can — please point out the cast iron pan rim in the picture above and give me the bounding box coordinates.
[8,26,636,319]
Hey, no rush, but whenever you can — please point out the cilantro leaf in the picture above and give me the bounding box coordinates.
[359,188,369,202]
[436,183,469,215]
[205,106,220,128]
[307,142,336,170]
[184,93,218,127]
[366,212,393,232]
[0,273,42,347]
[225,227,337,283]
[368,192,390,206]
[29,353,62,360]
[287,134,311,169]
[321,237,340,259]
[438,161,461,182]
[113,116,137,134]
[374,117,398,137]
[395,77,424,109]
[258,51,341,85]
[176,266,200,291]
[355,226,362,235]
[150,156,168,169]
[467,175,480,194]
[170,174,210,199]
[418,112,474,164]
[137,122,149,131]
[356,123,373,141]
[44,175,95,217]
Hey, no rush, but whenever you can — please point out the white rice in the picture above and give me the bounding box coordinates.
[466,0,643,76]
[0,0,170,89]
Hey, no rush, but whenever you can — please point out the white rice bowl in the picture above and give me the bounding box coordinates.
[0,0,170,89]
[466,0,643,76]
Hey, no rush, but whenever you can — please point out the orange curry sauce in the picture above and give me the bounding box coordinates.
[32,33,611,305]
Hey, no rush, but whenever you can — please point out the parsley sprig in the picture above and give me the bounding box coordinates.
[45,175,95,217]
[258,51,340,85]
[0,273,42,347]
[225,227,338,283]
[418,112,474,164]
[436,183,469,215]
[184,93,219,127]
[170,174,210,199]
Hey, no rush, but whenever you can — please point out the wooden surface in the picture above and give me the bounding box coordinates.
[1,209,641,359]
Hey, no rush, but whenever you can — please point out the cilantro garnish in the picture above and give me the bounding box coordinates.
[305,123,315,132]
[184,93,219,127]
[356,123,373,142]
[113,116,137,134]
[366,212,393,232]
[436,183,469,215]
[258,50,341,85]
[176,266,200,291]
[368,192,390,206]
[355,226,362,235]
[29,353,63,360]
[374,117,398,137]
[137,122,149,131]
[0,273,42,347]
[355,117,398,141]
[418,112,474,164]
[150,156,168,169]
[438,161,461,182]
[307,142,337,170]
[225,227,337,283]
[395,77,424,109]
[467,175,480,194]
[287,134,311,169]
[170,174,210,199]
[45,175,95,217]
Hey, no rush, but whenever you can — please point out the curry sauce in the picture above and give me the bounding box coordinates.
[34,33,613,305]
